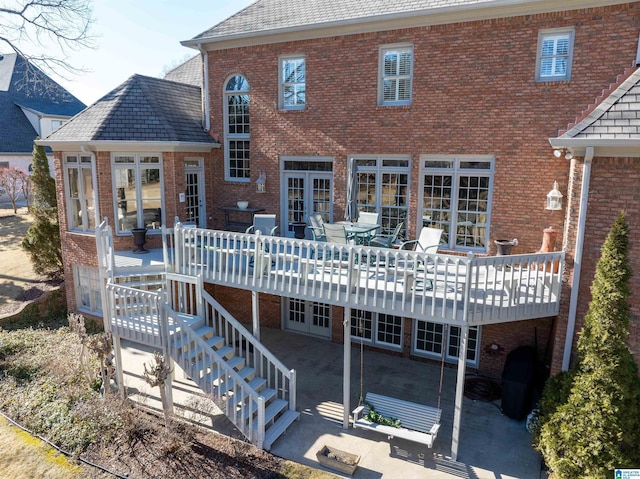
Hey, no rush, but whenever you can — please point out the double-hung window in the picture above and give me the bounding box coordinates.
[280,55,305,110]
[224,75,250,181]
[378,45,413,106]
[112,154,163,234]
[73,265,102,315]
[64,154,97,232]
[420,156,494,252]
[535,28,575,82]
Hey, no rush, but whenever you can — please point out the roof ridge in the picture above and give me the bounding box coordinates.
[557,65,638,136]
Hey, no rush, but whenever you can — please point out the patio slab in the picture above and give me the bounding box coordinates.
[119,328,542,479]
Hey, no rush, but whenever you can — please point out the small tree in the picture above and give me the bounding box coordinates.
[143,351,173,424]
[537,212,640,478]
[22,142,62,278]
[0,166,29,213]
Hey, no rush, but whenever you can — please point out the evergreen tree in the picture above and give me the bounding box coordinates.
[537,212,640,478]
[21,142,63,278]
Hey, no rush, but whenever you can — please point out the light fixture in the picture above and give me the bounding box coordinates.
[546,180,563,211]
[553,148,573,160]
[256,171,266,193]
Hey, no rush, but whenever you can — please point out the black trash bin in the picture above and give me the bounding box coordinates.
[501,346,536,420]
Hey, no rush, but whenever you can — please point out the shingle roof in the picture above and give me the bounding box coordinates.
[559,68,640,140]
[163,55,202,88]
[189,0,496,42]
[0,53,86,153]
[45,74,217,145]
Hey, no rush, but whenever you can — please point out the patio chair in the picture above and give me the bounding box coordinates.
[357,211,379,226]
[398,227,444,290]
[369,222,404,248]
[307,213,326,241]
[245,214,279,236]
[323,223,351,244]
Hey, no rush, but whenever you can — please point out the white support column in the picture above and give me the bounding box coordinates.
[113,334,125,397]
[451,324,470,462]
[343,307,351,429]
[252,291,260,341]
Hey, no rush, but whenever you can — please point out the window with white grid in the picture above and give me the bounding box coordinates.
[535,28,574,82]
[420,156,493,252]
[414,320,479,366]
[351,309,402,350]
[378,45,413,106]
[280,55,306,110]
[353,156,409,240]
[64,154,97,232]
[224,75,251,181]
[73,265,102,314]
[350,309,373,340]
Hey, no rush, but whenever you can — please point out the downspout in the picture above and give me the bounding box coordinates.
[197,44,210,132]
[562,146,594,371]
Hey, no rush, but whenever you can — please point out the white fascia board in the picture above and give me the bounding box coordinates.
[183,0,636,51]
[549,137,640,157]
[34,140,220,153]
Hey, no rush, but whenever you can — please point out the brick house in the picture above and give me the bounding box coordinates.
[39,0,640,456]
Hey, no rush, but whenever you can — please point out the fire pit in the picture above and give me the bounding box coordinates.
[316,445,360,475]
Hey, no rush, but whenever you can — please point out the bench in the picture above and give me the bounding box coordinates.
[352,392,442,448]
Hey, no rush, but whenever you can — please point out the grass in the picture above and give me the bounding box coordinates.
[0,417,83,479]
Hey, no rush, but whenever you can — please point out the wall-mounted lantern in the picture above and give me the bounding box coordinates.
[546,180,563,211]
[256,171,266,193]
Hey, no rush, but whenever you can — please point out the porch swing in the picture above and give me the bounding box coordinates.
[351,312,444,448]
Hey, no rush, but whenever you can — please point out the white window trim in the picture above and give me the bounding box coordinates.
[351,310,403,352]
[73,264,102,315]
[418,154,494,252]
[279,54,306,110]
[535,27,575,82]
[378,44,414,106]
[110,153,164,235]
[223,74,251,183]
[412,320,480,367]
[63,152,99,233]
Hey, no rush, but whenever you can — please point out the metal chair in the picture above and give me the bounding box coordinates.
[245,214,278,236]
[369,222,404,248]
[307,213,326,241]
[399,227,444,290]
[357,211,379,225]
[323,223,351,244]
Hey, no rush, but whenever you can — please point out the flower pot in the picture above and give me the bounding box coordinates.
[316,445,360,475]
[290,222,307,239]
[131,228,148,254]
[495,238,518,256]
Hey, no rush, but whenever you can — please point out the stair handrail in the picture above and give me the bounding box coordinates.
[201,288,297,411]
[165,303,266,448]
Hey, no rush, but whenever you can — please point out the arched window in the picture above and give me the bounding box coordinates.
[224,75,250,181]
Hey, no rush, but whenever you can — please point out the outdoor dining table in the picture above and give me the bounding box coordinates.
[336,221,380,245]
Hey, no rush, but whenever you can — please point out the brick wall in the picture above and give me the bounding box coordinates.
[201,4,640,375]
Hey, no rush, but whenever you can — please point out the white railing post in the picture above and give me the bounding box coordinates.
[289,369,297,412]
[257,396,266,449]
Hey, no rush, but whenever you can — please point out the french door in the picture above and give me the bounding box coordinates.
[280,157,333,238]
[184,159,205,227]
[284,298,331,338]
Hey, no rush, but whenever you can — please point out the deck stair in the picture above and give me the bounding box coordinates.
[105,270,298,451]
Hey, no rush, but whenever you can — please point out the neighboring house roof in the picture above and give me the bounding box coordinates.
[550,67,640,155]
[185,0,634,46]
[43,74,216,146]
[0,53,86,153]
[164,55,203,88]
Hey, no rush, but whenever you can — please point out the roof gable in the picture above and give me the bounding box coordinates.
[557,68,640,141]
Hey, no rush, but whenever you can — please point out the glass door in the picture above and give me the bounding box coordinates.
[284,298,331,338]
[184,159,205,227]
[281,158,333,238]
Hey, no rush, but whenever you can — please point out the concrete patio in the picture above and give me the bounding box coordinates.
[120,326,542,479]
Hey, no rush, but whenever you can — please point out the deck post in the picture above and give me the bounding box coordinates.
[113,334,125,397]
[343,307,351,429]
[452,324,470,461]
[252,291,260,341]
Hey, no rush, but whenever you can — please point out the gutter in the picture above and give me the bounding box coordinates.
[562,146,594,370]
[34,139,220,153]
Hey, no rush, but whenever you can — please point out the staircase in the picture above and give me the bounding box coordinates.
[105,272,299,450]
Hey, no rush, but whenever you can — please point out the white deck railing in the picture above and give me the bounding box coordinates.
[106,282,163,348]
[173,223,564,325]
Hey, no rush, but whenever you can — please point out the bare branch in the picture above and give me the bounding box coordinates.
[0,0,95,82]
